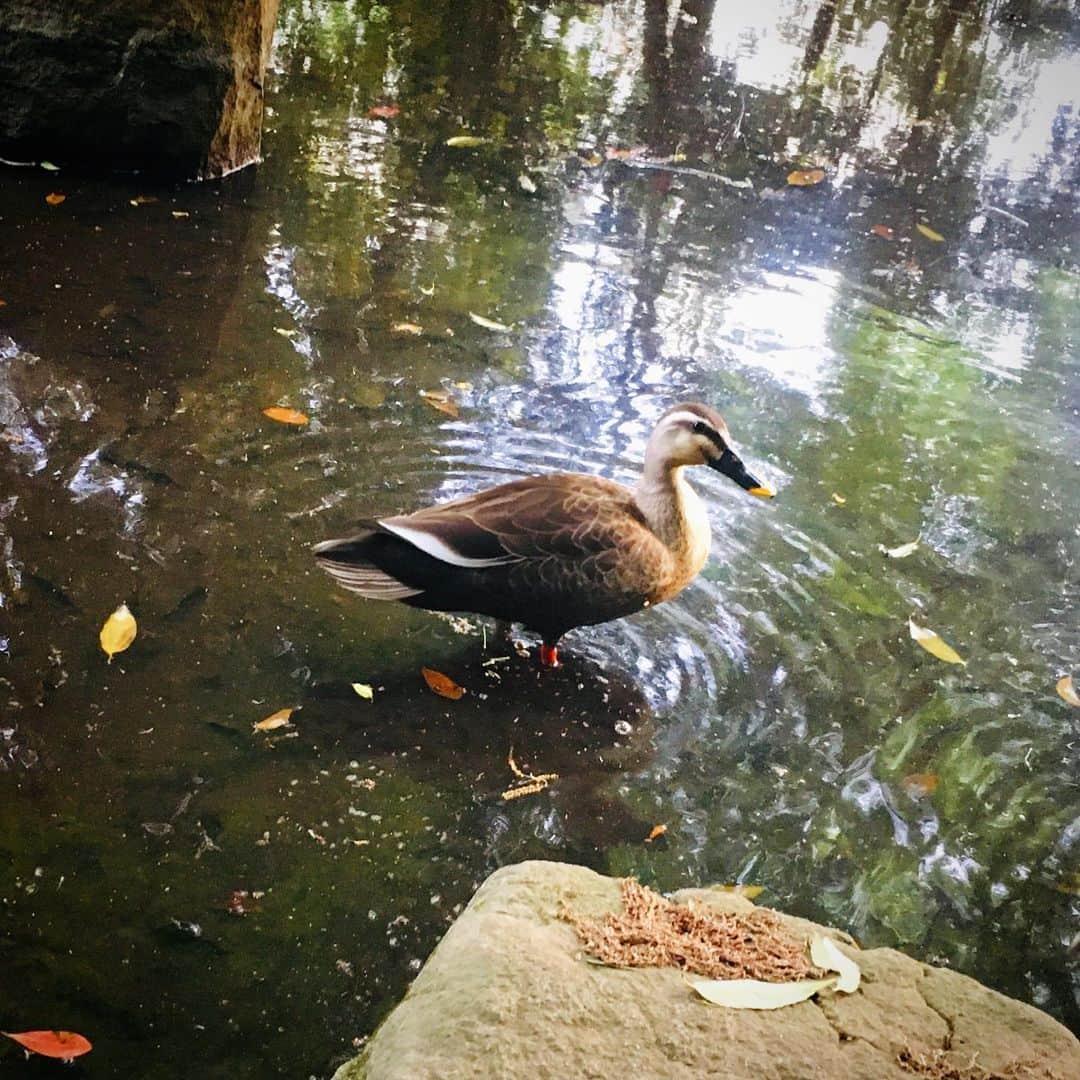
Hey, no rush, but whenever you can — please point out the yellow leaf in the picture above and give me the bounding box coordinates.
[263,406,309,426]
[421,667,465,700]
[1057,675,1080,708]
[716,884,765,900]
[419,390,460,418]
[690,976,836,1009]
[831,492,846,505]
[468,311,512,333]
[810,936,860,993]
[391,322,424,335]
[99,603,137,663]
[351,683,374,701]
[786,168,826,186]
[908,619,966,665]
[445,135,487,148]
[253,707,293,732]
[916,223,945,242]
[879,539,919,559]
[901,772,939,797]
[45,193,66,205]
[644,824,667,843]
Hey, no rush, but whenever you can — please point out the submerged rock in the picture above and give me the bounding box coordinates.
[334,861,1079,1080]
[0,0,279,178]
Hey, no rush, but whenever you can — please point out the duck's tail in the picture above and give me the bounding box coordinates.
[313,530,424,600]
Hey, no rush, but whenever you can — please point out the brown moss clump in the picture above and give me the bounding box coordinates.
[562,878,821,982]
[897,1047,1066,1080]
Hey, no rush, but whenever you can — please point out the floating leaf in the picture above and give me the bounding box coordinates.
[351,682,374,701]
[367,103,400,120]
[45,192,66,205]
[716,884,765,900]
[3,1031,92,1060]
[263,406,309,426]
[1057,675,1080,708]
[171,210,190,219]
[644,824,667,843]
[870,224,896,240]
[391,322,424,335]
[879,539,919,559]
[901,772,939,798]
[39,161,60,172]
[99,603,137,662]
[690,976,835,1009]
[253,707,293,732]
[517,173,537,194]
[831,492,846,505]
[810,936,861,993]
[273,327,300,339]
[786,168,826,186]
[421,667,465,700]
[419,390,459,418]
[908,618,966,665]
[130,194,158,206]
[445,135,487,148]
[468,311,512,332]
[916,222,945,242]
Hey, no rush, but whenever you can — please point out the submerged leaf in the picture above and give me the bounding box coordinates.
[419,390,460,418]
[367,103,400,120]
[517,173,537,194]
[445,135,487,148]
[1057,675,1080,708]
[99,603,137,662]
[690,976,835,1009]
[391,322,424,335]
[901,772,939,798]
[468,311,512,332]
[421,667,465,700]
[916,222,945,242]
[870,224,896,240]
[3,1031,92,1059]
[263,406,309,426]
[716,884,765,900]
[644,824,667,843]
[253,707,293,732]
[879,539,919,559]
[908,619,966,665]
[351,682,374,701]
[831,492,846,505]
[786,168,826,186]
[810,936,860,993]
[45,192,66,205]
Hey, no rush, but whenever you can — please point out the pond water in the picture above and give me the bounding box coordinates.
[1,0,1078,1074]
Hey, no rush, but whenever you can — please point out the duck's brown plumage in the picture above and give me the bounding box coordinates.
[314,403,773,654]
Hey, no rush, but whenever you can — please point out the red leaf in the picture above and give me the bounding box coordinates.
[4,1030,93,1059]
[870,224,896,240]
[367,104,400,120]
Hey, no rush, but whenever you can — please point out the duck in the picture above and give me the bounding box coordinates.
[313,402,774,667]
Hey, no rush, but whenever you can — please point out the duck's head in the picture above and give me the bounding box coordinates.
[650,402,775,497]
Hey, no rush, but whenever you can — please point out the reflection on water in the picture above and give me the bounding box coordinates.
[1,0,1078,1074]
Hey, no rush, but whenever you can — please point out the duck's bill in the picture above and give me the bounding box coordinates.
[711,448,775,498]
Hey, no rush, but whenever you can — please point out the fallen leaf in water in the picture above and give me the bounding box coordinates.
[468,311,512,332]
[716,884,765,900]
[422,667,465,699]
[786,168,826,186]
[879,539,919,559]
[870,224,896,240]
[453,380,473,391]
[367,103,400,119]
[810,935,860,993]
[831,492,846,505]
[690,976,836,1009]
[171,210,190,219]
[901,772,939,798]
[391,322,423,335]
[263,406,309,426]
[644,824,667,843]
[40,161,59,171]
[273,327,300,339]
[445,135,487,148]
[3,1031,92,1060]
[418,283,435,297]
[518,173,537,194]
[351,682,374,701]
[1057,675,1080,708]
[99,603,137,662]
[916,222,945,242]
[130,194,158,206]
[253,707,293,732]
[419,390,460,418]
[45,192,66,205]
[908,618,966,665]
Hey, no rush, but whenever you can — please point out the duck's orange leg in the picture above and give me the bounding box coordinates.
[539,643,560,668]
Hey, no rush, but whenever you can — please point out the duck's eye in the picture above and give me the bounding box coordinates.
[693,421,709,436]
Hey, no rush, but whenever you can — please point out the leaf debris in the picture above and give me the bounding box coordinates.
[908,619,966,665]
[501,747,558,801]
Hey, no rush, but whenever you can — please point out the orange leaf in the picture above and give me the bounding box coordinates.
[870,224,896,240]
[644,824,667,843]
[901,772,939,798]
[1057,675,1080,708]
[419,390,460,418]
[421,667,465,700]
[4,1030,93,1059]
[367,104,400,119]
[786,168,826,186]
[263,406,309,426]
[45,193,66,205]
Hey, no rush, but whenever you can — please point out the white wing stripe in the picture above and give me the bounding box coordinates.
[379,520,519,568]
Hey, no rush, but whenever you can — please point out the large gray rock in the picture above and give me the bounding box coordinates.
[0,0,279,178]
[335,861,1080,1080]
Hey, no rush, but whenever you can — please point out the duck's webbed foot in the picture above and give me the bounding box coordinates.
[539,643,560,669]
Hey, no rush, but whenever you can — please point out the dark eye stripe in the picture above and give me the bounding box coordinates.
[691,420,727,452]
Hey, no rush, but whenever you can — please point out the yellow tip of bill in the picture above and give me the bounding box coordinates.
[748,486,775,498]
